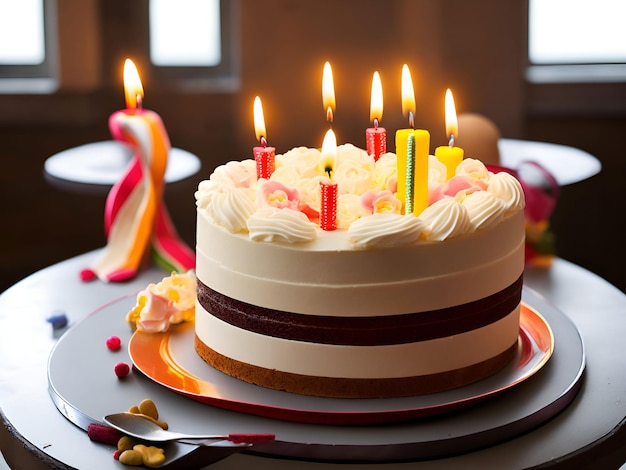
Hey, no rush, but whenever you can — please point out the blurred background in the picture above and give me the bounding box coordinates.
[1,0,625,293]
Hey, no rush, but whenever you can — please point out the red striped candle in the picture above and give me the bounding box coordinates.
[253,139,275,180]
[366,71,386,161]
[320,180,338,231]
[253,96,275,179]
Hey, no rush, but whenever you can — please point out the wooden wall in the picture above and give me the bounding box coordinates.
[2,0,625,294]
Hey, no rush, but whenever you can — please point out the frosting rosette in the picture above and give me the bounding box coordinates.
[333,144,376,195]
[196,181,255,233]
[209,159,257,188]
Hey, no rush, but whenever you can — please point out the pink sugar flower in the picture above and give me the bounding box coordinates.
[137,291,176,332]
[442,174,487,198]
[257,180,301,211]
[360,189,402,214]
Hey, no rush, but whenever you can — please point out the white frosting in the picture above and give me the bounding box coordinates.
[194,145,525,246]
[196,211,525,316]
[488,171,526,215]
[195,304,520,379]
[462,190,506,230]
[347,213,425,248]
[196,182,256,233]
[418,198,473,241]
[194,145,526,393]
[247,207,317,243]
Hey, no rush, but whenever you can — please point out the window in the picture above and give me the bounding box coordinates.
[0,0,45,65]
[0,0,239,93]
[0,0,57,92]
[147,0,239,89]
[527,0,626,83]
[149,0,221,67]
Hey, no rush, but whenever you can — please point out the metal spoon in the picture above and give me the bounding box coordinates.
[104,412,275,445]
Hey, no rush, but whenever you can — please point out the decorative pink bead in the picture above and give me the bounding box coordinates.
[114,362,130,378]
[79,269,97,282]
[106,336,122,351]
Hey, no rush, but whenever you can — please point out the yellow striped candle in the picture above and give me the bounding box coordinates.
[395,65,430,215]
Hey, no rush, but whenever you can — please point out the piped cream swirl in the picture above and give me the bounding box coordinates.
[347,213,425,248]
[248,207,317,243]
[196,181,256,233]
[419,198,472,241]
[487,171,525,215]
[462,191,506,230]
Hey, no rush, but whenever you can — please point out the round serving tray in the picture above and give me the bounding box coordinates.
[48,286,584,464]
[127,303,553,425]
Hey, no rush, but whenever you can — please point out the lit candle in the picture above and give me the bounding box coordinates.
[395,64,430,216]
[434,89,464,180]
[81,59,194,282]
[253,96,275,179]
[366,71,386,161]
[320,128,338,231]
[322,61,336,124]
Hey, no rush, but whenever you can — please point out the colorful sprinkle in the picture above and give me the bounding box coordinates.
[114,362,130,378]
[106,336,122,351]
[46,312,68,330]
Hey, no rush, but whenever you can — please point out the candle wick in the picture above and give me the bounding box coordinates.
[448,134,455,148]
[325,167,333,179]
[260,136,267,148]
[373,118,379,129]
[136,94,143,110]
[408,111,414,130]
[326,107,334,123]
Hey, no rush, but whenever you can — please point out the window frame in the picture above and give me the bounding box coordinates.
[0,0,59,92]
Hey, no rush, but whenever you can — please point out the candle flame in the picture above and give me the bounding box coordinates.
[321,128,337,178]
[370,71,383,124]
[123,59,144,110]
[253,96,267,144]
[401,64,416,128]
[322,61,336,122]
[444,88,458,142]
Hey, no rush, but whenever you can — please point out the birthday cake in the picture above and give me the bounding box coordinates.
[193,144,525,398]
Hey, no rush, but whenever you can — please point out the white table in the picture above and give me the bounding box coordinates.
[498,138,601,186]
[44,140,202,186]
[1,252,626,469]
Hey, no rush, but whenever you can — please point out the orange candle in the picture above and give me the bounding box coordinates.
[434,89,464,180]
